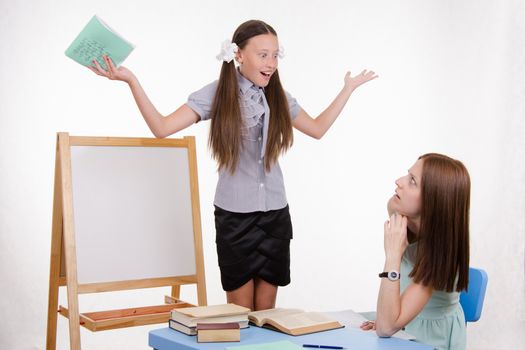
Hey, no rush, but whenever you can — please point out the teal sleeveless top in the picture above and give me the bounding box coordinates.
[401,243,467,350]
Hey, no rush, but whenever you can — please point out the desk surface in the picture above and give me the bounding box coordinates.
[149,326,434,350]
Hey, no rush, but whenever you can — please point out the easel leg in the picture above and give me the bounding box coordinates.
[171,285,181,299]
[59,133,82,350]
[45,232,61,350]
[65,288,81,349]
[46,143,64,350]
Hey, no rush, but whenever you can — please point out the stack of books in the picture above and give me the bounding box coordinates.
[169,304,250,336]
[169,304,345,340]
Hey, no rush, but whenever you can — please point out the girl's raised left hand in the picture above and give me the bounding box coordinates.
[344,70,378,91]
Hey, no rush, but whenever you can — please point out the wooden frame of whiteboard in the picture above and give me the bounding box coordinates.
[45,133,207,350]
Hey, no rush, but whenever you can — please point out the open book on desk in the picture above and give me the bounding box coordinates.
[248,308,343,336]
[322,309,416,341]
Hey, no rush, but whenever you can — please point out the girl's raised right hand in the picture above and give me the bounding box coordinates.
[88,55,135,84]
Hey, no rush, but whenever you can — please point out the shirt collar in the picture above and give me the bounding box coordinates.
[236,68,259,94]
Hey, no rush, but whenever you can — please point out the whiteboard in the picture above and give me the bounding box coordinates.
[70,146,196,284]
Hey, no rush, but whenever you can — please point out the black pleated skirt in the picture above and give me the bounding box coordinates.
[214,205,293,292]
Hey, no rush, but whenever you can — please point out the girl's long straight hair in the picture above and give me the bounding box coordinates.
[410,153,470,292]
[209,20,293,173]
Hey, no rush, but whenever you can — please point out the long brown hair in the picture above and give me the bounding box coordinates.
[409,153,470,292]
[209,20,293,173]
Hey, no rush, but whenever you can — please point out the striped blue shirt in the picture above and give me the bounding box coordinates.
[186,70,301,213]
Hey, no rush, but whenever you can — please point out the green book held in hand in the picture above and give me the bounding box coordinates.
[65,15,135,70]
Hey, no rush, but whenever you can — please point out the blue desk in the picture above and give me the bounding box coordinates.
[149,326,434,350]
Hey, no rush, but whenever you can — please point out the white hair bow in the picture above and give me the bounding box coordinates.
[216,40,239,63]
[278,44,285,59]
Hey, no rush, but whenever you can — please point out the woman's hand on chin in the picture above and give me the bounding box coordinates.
[384,213,408,261]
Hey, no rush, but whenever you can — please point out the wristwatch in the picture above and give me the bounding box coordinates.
[379,270,400,281]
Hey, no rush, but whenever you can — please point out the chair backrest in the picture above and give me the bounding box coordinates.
[460,267,488,322]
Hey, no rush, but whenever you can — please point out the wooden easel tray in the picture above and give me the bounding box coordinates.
[58,297,195,331]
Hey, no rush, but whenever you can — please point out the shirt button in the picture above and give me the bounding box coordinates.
[258,159,262,164]
[260,183,264,188]
[258,137,262,141]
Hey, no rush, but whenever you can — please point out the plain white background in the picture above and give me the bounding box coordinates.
[1,0,524,349]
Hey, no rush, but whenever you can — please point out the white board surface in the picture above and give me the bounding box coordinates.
[70,146,196,284]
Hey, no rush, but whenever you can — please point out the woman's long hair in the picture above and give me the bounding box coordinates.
[209,20,293,173]
[410,153,470,292]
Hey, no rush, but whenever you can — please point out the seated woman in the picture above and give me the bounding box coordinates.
[361,153,470,350]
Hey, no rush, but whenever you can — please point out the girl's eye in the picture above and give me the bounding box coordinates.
[410,177,416,185]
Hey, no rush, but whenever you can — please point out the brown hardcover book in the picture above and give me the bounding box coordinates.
[196,322,240,343]
[248,308,344,336]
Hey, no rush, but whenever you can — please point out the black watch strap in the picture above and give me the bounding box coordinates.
[379,271,400,281]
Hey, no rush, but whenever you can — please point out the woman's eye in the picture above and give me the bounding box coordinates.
[260,53,267,58]
[410,177,416,185]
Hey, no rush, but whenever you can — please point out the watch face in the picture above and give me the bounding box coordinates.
[388,271,399,280]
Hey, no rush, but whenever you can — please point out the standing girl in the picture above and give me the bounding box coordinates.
[90,20,377,310]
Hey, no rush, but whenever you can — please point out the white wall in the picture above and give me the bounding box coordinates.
[1,0,524,349]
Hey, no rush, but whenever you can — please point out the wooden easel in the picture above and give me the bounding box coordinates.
[46,133,207,350]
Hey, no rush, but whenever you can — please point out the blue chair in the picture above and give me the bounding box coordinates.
[459,267,488,322]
